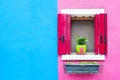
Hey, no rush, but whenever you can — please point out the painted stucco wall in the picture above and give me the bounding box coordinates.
[58,0,120,80]
[0,0,57,80]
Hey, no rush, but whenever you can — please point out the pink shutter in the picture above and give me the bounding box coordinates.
[99,13,107,55]
[67,14,71,54]
[104,14,107,55]
[94,14,99,54]
[58,14,71,55]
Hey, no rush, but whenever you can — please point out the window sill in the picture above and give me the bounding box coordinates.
[61,54,105,61]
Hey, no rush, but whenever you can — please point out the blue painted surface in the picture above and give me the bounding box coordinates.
[0,0,57,80]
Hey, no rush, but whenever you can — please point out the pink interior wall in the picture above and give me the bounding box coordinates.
[58,0,120,80]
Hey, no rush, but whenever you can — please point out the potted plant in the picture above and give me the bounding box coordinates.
[76,37,87,54]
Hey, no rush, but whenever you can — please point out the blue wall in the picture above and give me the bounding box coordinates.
[0,0,57,80]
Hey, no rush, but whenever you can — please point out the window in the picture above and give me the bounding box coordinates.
[58,9,107,60]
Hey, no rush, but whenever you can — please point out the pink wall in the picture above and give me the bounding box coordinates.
[58,0,120,80]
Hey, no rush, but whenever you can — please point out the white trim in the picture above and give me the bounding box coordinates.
[61,9,104,14]
[61,55,105,60]
[71,52,95,55]
[61,9,105,17]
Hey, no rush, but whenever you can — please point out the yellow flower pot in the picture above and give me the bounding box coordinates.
[76,45,86,54]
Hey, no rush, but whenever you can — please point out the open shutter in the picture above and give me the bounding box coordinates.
[58,14,71,55]
[99,13,107,55]
[67,14,71,54]
[104,14,107,55]
[94,14,99,54]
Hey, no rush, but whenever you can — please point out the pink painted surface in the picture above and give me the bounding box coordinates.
[58,0,120,80]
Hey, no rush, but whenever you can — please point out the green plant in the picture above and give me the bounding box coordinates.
[67,61,71,65]
[78,62,98,64]
[76,37,87,45]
